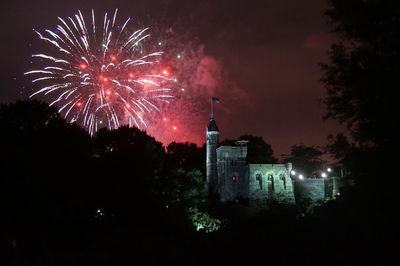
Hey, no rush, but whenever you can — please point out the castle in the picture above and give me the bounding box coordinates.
[206,116,342,207]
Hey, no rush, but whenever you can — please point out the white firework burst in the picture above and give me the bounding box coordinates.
[26,9,174,135]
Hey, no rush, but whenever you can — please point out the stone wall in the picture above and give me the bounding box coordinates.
[294,179,325,205]
[294,176,343,205]
[216,146,248,202]
[213,144,345,208]
[248,164,295,207]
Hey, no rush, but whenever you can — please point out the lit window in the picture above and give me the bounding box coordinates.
[232,175,237,183]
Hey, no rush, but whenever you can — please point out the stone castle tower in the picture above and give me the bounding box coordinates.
[205,99,295,205]
[206,117,219,197]
[204,98,343,206]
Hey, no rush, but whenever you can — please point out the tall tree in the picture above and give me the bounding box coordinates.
[322,0,399,152]
[283,144,326,177]
[0,100,92,229]
[238,135,277,164]
[166,142,205,173]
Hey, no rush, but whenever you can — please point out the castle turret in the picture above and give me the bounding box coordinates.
[206,118,219,197]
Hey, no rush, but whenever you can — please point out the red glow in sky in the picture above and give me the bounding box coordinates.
[0,0,341,156]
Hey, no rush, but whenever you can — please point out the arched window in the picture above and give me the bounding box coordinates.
[267,174,275,191]
[279,173,286,190]
[256,173,263,190]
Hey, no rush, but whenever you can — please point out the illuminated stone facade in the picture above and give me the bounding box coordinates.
[206,118,341,206]
[206,118,295,205]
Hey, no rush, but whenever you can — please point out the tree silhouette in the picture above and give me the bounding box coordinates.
[322,0,398,150]
[321,4,396,253]
[162,142,206,208]
[0,100,92,238]
[321,0,398,185]
[239,135,277,164]
[166,141,205,173]
[282,144,325,177]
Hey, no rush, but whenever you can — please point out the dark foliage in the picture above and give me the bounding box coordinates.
[166,141,205,173]
[321,1,396,262]
[239,134,278,164]
[322,0,398,154]
[283,144,326,177]
[0,93,392,266]
[0,100,197,265]
[322,0,397,190]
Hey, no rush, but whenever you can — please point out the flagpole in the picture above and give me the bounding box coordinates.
[211,97,214,119]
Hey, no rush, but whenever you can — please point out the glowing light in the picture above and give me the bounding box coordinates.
[162,69,169,76]
[25,9,174,135]
[291,170,296,175]
[327,168,332,172]
[321,172,327,178]
[172,126,177,130]
[163,117,167,121]
[181,88,185,92]
[298,174,304,180]
[95,208,104,217]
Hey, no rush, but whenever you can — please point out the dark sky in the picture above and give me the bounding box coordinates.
[0,0,340,157]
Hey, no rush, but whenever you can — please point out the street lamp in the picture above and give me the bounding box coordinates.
[321,172,327,178]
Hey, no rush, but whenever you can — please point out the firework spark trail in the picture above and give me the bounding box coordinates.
[26,9,174,135]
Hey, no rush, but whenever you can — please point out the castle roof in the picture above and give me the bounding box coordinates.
[207,118,219,132]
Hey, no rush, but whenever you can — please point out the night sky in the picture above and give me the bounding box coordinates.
[0,0,340,157]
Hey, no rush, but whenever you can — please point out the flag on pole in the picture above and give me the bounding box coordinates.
[210,97,219,119]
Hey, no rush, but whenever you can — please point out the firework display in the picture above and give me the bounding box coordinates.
[26,9,175,135]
